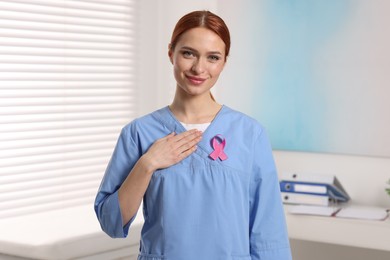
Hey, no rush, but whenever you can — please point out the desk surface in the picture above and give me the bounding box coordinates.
[0,205,144,260]
[284,205,390,252]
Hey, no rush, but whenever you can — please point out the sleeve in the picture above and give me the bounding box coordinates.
[94,125,141,238]
[249,128,292,260]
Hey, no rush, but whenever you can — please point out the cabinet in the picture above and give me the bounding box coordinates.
[284,206,390,252]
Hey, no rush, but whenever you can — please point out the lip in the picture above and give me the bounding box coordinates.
[186,75,207,85]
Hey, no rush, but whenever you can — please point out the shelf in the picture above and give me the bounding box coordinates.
[284,205,390,252]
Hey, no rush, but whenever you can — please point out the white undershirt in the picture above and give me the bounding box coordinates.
[180,122,211,132]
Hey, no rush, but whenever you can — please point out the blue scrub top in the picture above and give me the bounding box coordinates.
[95,105,292,260]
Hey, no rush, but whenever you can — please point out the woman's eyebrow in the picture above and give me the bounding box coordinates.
[181,46,222,56]
[180,46,198,53]
[208,51,223,56]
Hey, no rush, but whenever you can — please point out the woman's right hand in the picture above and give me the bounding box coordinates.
[142,129,202,171]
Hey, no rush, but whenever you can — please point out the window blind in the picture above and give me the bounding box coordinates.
[0,0,138,218]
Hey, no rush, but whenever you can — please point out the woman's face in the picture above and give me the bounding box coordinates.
[169,27,226,98]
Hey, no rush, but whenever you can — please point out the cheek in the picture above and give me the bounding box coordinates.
[173,57,192,71]
[210,63,225,76]
[173,60,188,81]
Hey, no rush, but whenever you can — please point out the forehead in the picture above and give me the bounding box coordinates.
[175,27,225,54]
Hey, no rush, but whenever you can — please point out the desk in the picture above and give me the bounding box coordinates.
[284,205,390,252]
[0,205,143,260]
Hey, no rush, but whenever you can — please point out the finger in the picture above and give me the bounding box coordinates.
[177,134,202,152]
[159,132,176,142]
[173,130,202,147]
[171,129,200,142]
[179,144,198,160]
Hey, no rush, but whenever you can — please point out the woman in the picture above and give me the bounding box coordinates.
[95,10,292,260]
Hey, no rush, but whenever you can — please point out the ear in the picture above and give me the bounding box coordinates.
[168,44,173,64]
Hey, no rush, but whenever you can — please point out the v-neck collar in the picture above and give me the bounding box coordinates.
[164,105,225,136]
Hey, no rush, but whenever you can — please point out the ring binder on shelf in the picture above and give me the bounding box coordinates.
[281,192,331,206]
[279,172,350,205]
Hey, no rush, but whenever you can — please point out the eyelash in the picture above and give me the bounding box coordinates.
[182,50,194,58]
[181,51,221,62]
[209,55,220,61]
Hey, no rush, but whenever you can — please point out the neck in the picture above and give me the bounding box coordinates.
[169,90,222,124]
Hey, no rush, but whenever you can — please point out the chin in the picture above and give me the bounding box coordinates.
[181,87,208,97]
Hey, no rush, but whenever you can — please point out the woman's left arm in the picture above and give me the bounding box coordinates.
[249,129,292,260]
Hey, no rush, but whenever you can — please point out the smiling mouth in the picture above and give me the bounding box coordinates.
[186,75,206,85]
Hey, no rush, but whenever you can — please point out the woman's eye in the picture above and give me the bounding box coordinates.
[182,51,193,58]
[209,55,221,62]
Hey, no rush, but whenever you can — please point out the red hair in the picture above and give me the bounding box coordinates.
[169,10,231,59]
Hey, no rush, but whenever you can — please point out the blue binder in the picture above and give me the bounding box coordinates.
[280,181,349,202]
[279,173,350,202]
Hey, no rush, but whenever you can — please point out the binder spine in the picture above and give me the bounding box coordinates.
[280,181,328,196]
[280,173,350,202]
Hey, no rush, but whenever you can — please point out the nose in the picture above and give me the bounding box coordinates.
[191,58,206,74]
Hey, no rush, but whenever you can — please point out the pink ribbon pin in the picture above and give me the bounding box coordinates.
[209,135,228,161]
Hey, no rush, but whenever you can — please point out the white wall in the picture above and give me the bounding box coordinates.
[214,0,390,208]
